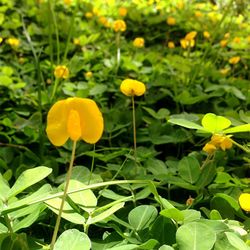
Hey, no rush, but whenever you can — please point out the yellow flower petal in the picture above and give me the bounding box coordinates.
[67,109,81,141]
[202,143,216,154]
[46,100,69,146]
[239,193,250,212]
[66,98,104,144]
[120,79,146,97]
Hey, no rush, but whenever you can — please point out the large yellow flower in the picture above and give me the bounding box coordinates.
[239,193,250,212]
[46,97,104,146]
[120,79,146,97]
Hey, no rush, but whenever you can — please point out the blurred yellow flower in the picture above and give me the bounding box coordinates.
[85,71,93,78]
[92,7,100,16]
[239,193,250,212]
[220,68,230,75]
[99,16,110,27]
[247,36,250,43]
[185,31,197,41]
[167,17,176,26]
[194,11,203,18]
[232,37,241,44]
[120,79,146,97]
[229,56,240,65]
[64,0,71,5]
[113,19,126,32]
[73,38,80,45]
[224,33,230,39]
[85,12,93,18]
[177,0,184,9]
[0,37,3,43]
[203,31,210,39]
[210,134,233,151]
[220,39,228,48]
[133,37,144,48]
[180,39,195,49]
[46,97,104,146]
[203,143,217,155]
[54,65,69,79]
[168,41,175,49]
[119,7,128,17]
[7,38,20,48]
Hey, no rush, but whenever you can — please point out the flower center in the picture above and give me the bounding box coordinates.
[67,109,81,141]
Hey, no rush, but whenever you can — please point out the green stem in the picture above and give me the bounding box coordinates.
[115,32,121,72]
[88,144,95,185]
[131,95,137,162]
[231,139,250,154]
[51,78,60,101]
[4,215,13,234]
[50,140,77,250]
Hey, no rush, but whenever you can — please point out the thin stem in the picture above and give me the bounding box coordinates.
[51,78,60,102]
[4,215,13,234]
[88,144,95,185]
[50,140,77,250]
[230,139,250,154]
[115,32,121,73]
[131,95,137,162]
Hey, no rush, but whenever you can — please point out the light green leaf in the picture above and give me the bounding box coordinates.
[0,174,10,201]
[67,180,97,214]
[225,232,249,250]
[7,167,52,198]
[87,202,125,225]
[178,156,201,184]
[201,113,231,133]
[160,208,184,223]
[128,205,158,231]
[106,245,138,250]
[54,229,91,250]
[224,124,250,134]
[181,209,201,223]
[176,222,216,250]
[159,246,175,250]
[168,118,204,130]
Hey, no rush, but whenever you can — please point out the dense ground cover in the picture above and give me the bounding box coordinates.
[0,0,249,249]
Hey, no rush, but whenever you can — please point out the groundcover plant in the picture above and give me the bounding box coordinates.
[0,0,249,249]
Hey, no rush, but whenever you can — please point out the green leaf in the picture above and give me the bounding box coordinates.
[223,124,250,134]
[138,239,159,249]
[178,156,201,184]
[160,208,184,223]
[7,167,52,198]
[201,113,231,133]
[181,209,201,223]
[128,205,158,231]
[0,174,10,201]
[159,246,175,250]
[176,222,216,250]
[67,180,97,214]
[225,232,249,250]
[0,75,12,87]
[54,229,91,250]
[168,118,204,130]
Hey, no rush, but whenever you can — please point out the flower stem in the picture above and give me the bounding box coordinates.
[50,140,77,250]
[230,139,250,153]
[131,95,137,162]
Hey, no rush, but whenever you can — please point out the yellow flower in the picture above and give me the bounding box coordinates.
[229,56,240,65]
[7,38,20,48]
[232,37,241,44]
[247,36,250,43]
[177,0,184,9]
[194,11,203,18]
[180,39,195,49]
[220,68,230,75]
[203,143,217,155]
[239,193,250,212]
[92,7,100,16]
[210,134,233,151]
[99,16,110,27]
[224,33,230,39]
[168,41,175,49]
[133,37,144,48]
[85,71,93,78]
[203,31,210,39]
[220,39,228,48]
[0,37,3,44]
[113,19,126,32]
[85,12,93,19]
[167,17,176,26]
[185,31,197,41]
[64,0,71,5]
[119,7,128,17]
[73,38,80,45]
[54,65,70,79]
[120,79,146,97]
[46,97,104,146]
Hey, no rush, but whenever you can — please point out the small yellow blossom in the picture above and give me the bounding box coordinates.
[0,37,3,44]
[185,31,197,41]
[186,196,194,206]
[46,97,104,146]
[194,11,203,18]
[247,36,250,43]
[167,17,176,26]
[54,65,70,79]
[239,193,250,212]
[168,41,175,49]
[232,37,241,44]
[120,79,146,97]
[229,56,240,65]
[220,39,228,48]
[210,134,233,151]
[203,31,210,39]
[224,33,230,39]
[85,12,93,18]
[64,0,71,5]
[85,71,93,78]
[7,38,20,48]
[180,39,195,49]
[133,37,144,48]
[119,7,127,17]
[220,68,230,75]
[177,0,184,9]
[92,7,100,16]
[203,143,217,155]
[73,38,80,45]
[113,19,126,32]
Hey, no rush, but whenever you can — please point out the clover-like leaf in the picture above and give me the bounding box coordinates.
[201,113,231,133]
